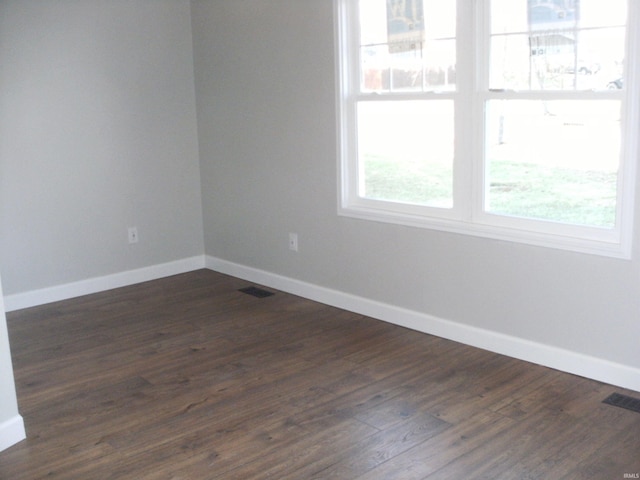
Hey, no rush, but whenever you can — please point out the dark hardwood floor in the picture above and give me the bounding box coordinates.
[1,269,639,479]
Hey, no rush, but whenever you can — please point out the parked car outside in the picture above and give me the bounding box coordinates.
[607,78,623,89]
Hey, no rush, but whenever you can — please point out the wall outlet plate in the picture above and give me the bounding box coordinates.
[288,232,298,252]
[128,227,139,244]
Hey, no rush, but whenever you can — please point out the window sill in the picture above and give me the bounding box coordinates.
[339,202,631,259]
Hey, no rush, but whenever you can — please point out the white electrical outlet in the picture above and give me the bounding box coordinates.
[128,227,139,244]
[288,232,298,252]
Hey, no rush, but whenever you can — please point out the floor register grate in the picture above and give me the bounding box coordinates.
[238,286,275,298]
[602,392,640,414]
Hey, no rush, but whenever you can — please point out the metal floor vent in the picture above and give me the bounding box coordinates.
[603,392,640,414]
[238,286,275,298]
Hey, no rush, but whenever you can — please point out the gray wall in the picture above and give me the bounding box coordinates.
[0,0,204,295]
[192,0,640,370]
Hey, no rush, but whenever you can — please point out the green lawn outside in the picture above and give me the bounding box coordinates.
[363,155,617,227]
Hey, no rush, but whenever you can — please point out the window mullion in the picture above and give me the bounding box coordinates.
[470,0,491,223]
[449,0,471,222]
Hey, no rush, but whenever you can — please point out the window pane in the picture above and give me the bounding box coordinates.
[485,100,621,227]
[490,0,627,91]
[357,100,454,208]
[359,0,456,93]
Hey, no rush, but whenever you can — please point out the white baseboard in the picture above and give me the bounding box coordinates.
[0,415,26,453]
[206,255,640,392]
[3,256,206,312]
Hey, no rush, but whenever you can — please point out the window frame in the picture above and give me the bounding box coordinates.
[335,0,640,258]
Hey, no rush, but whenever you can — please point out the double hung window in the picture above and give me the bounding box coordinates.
[336,0,639,256]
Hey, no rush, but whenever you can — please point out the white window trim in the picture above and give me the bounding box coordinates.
[335,0,639,258]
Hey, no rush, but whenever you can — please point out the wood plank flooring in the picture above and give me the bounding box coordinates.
[1,269,639,479]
